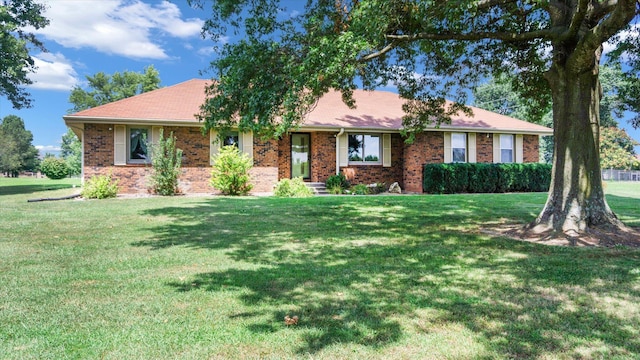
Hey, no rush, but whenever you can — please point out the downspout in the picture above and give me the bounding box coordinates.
[335,128,344,175]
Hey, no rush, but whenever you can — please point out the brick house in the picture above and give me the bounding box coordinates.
[63,79,552,194]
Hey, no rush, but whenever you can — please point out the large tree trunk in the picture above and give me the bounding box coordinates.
[531,50,623,235]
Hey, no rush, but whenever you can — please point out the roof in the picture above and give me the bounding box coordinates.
[64,79,552,135]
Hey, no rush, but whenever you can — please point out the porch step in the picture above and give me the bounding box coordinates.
[305,182,329,195]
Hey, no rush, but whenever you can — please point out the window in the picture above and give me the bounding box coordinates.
[348,134,381,163]
[223,131,240,147]
[129,127,149,162]
[500,134,514,163]
[451,133,466,162]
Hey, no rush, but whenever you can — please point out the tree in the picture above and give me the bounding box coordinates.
[0,115,39,176]
[61,128,81,176]
[192,0,640,238]
[600,127,639,170]
[0,0,49,109]
[149,129,183,196]
[68,65,161,112]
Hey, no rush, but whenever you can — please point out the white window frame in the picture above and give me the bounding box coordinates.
[500,134,514,163]
[347,133,382,165]
[451,133,467,163]
[128,127,150,164]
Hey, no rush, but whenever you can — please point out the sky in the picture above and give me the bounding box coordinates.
[2,0,639,155]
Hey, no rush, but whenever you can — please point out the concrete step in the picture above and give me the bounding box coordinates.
[305,182,329,195]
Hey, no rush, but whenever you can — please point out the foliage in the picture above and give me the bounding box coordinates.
[349,183,370,195]
[423,163,552,194]
[81,173,119,199]
[327,185,344,195]
[39,157,69,180]
[0,0,49,109]
[68,65,161,112]
[325,173,350,190]
[148,129,183,196]
[273,177,313,198]
[210,145,253,195]
[61,128,82,176]
[0,115,39,176]
[369,182,387,194]
[600,127,640,170]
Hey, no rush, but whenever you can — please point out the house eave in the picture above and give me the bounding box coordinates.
[63,116,203,127]
[64,116,553,136]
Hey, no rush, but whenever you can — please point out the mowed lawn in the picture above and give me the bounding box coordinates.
[1,177,640,359]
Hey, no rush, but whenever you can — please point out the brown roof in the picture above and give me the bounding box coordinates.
[65,79,552,135]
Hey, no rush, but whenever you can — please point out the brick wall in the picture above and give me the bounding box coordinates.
[476,133,493,163]
[403,132,444,192]
[339,133,404,187]
[83,124,278,194]
[523,134,540,163]
[310,132,337,182]
[278,135,291,180]
[83,124,543,194]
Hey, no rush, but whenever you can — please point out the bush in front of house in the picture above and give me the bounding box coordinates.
[210,145,253,195]
[149,129,183,196]
[40,157,69,180]
[82,173,119,199]
[326,173,350,189]
[349,183,370,195]
[273,177,314,197]
[423,163,552,194]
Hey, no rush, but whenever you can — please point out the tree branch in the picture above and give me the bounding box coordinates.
[561,0,590,41]
[358,39,400,62]
[384,28,554,42]
[589,0,636,47]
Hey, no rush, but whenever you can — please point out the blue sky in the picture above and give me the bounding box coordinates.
[2,0,639,155]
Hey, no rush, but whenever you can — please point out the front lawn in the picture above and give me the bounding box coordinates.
[1,179,639,359]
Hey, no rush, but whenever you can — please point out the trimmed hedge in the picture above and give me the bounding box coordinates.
[423,163,551,194]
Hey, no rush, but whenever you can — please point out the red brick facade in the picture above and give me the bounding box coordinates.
[82,123,541,194]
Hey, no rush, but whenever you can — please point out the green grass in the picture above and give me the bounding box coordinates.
[1,179,639,359]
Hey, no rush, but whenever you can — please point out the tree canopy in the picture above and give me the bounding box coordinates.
[68,65,161,113]
[0,115,39,176]
[61,128,81,176]
[192,0,640,237]
[0,0,49,109]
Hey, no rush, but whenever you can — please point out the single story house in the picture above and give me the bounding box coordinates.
[63,79,552,194]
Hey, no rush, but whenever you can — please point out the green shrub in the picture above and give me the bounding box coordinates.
[423,162,551,194]
[327,185,344,194]
[350,183,370,195]
[82,173,119,199]
[370,182,387,194]
[273,177,314,197]
[467,163,497,193]
[326,173,350,189]
[149,129,183,196]
[211,145,253,195]
[40,157,69,180]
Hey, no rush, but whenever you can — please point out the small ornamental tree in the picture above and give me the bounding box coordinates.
[149,129,183,196]
[210,145,253,195]
[40,156,69,180]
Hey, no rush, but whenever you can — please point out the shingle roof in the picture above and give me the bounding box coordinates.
[65,78,552,135]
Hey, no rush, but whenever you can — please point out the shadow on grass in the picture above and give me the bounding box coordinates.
[136,196,640,357]
[0,183,76,196]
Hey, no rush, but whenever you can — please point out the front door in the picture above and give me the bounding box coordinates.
[291,133,310,179]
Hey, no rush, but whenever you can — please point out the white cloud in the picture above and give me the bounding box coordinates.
[35,0,204,60]
[28,52,79,91]
[35,145,62,152]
